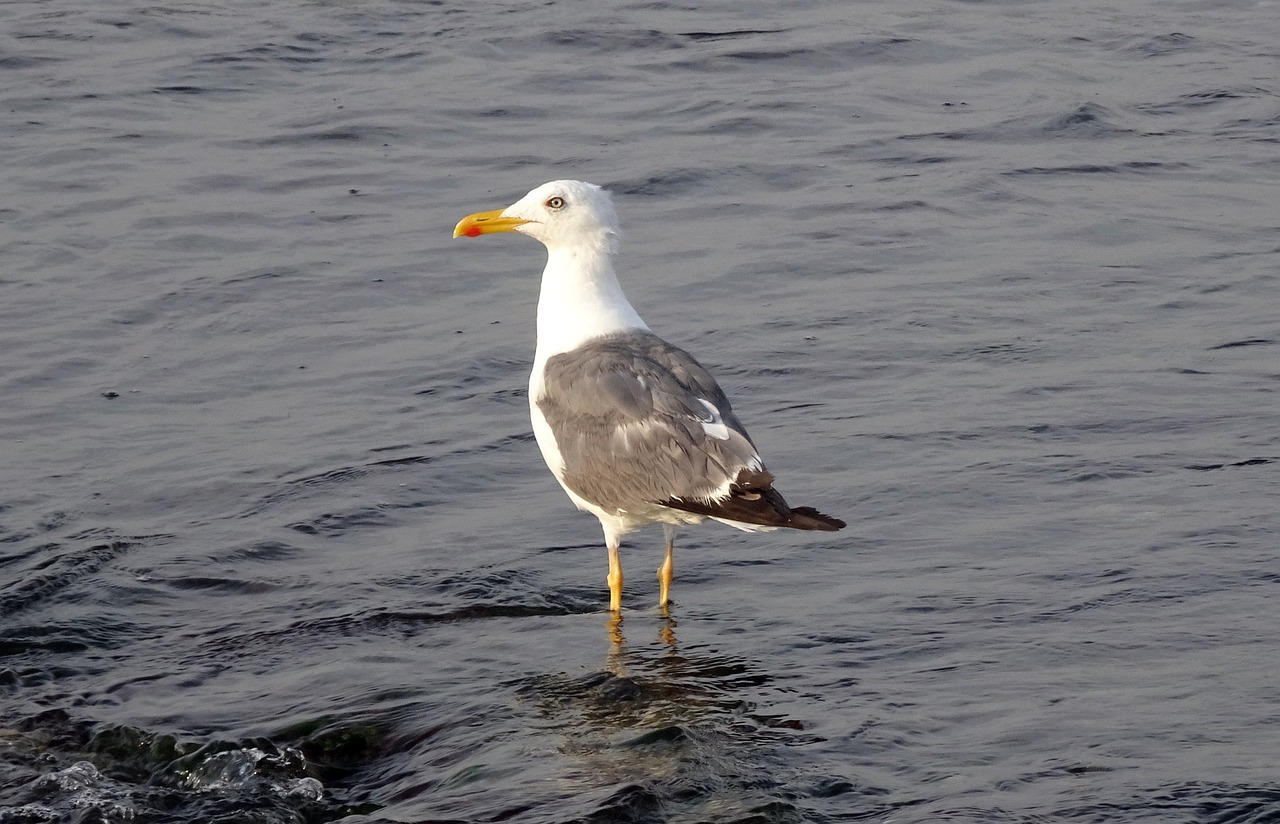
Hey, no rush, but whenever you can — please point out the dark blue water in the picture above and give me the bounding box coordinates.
[2,0,1278,822]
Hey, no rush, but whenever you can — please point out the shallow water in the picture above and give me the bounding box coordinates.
[2,0,1278,822]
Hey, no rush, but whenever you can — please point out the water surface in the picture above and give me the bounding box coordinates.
[2,0,1278,821]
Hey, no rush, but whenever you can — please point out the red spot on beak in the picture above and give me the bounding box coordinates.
[463,226,482,237]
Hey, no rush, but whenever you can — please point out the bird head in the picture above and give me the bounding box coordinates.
[453,180,620,255]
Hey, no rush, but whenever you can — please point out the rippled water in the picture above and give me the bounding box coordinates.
[2,0,1278,822]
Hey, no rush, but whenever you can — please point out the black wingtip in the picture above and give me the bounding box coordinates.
[786,506,846,531]
[659,469,845,531]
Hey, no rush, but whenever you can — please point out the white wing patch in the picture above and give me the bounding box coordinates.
[696,398,732,441]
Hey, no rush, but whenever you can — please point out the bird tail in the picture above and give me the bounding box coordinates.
[785,506,845,531]
[661,469,846,531]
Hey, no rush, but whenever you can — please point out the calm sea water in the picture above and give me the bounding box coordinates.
[2,0,1278,822]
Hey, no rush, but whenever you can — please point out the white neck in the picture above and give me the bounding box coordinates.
[532,245,648,367]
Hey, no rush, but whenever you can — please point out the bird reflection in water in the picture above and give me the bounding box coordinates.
[514,610,798,823]
[603,612,680,681]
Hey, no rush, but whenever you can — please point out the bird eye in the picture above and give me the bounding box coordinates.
[545,196,566,210]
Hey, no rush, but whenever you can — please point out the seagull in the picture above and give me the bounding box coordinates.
[453,180,844,612]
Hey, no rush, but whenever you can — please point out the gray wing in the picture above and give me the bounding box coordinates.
[537,331,761,514]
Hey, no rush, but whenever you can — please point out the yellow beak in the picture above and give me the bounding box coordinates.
[453,209,530,238]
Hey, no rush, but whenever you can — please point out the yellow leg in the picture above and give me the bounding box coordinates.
[607,540,623,612]
[658,525,676,610]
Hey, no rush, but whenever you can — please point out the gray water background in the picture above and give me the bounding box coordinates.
[2,0,1278,821]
